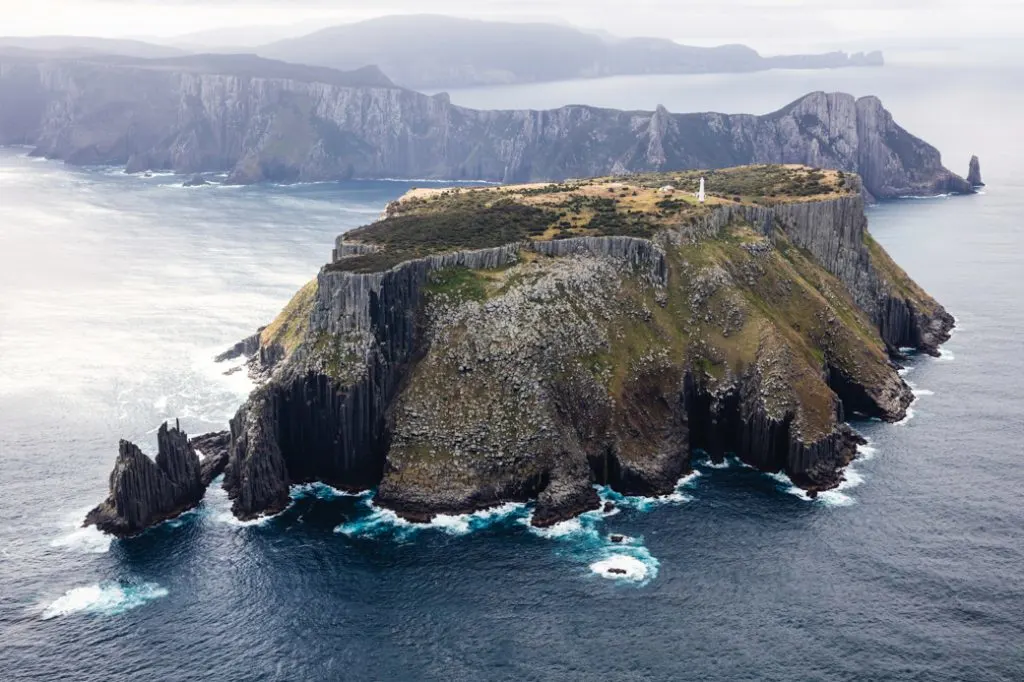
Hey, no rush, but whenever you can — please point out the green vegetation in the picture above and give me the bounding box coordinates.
[260,278,317,355]
[425,267,488,304]
[326,165,856,274]
[328,203,556,273]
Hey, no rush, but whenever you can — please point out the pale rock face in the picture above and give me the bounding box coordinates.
[0,56,971,198]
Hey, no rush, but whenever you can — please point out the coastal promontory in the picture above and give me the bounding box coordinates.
[207,165,953,529]
[0,52,971,199]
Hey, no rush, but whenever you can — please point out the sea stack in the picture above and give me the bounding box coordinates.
[967,156,984,187]
[84,421,230,537]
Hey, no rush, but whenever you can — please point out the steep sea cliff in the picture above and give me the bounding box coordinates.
[145,167,955,530]
[0,54,970,199]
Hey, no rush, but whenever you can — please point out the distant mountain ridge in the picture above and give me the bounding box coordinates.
[0,51,967,200]
[257,14,884,89]
[0,35,186,60]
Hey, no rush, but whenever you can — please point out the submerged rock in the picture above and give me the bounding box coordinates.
[84,421,228,537]
[967,156,984,187]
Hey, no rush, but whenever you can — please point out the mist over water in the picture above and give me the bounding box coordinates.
[1,62,1023,681]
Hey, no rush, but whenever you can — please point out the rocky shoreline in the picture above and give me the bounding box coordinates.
[84,170,955,536]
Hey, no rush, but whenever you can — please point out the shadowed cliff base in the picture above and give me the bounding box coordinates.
[0,50,970,200]
[210,167,953,529]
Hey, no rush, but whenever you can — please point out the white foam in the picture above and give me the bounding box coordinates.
[290,482,363,501]
[699,457,731,469]
[590,555,651,582]
[41,582,168,620]
[895,405,916,426]
[857,442,879,461]
[336,498,525,538]
[913,388,935,397]
[50,508,112,554]
[50,526,112,554]
[937,348,955,362]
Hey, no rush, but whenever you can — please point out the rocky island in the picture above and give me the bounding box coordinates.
[82,164,943,534]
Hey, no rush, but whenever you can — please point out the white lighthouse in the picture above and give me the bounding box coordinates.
[698,176,706,203]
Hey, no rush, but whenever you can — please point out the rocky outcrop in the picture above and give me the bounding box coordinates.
[215,179,949,527]
[0,53,968,199]
[84,421,227,537]
[214,328,264,363]
[182,173,209,187]
[967,155,984,187]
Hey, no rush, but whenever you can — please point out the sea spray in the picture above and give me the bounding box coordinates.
[41,581,168,620]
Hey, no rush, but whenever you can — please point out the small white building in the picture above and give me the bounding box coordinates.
[659,185,675,194]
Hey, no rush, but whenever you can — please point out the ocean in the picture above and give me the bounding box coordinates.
[1,62,1022,681]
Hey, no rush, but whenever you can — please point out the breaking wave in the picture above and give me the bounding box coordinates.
[50,508,112,554]
[41,581,168,620]
[335,497,527,539]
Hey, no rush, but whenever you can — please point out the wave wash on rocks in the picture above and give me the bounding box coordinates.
[211,175,953,529]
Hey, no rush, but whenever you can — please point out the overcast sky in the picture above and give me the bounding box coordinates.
[1,0,1021,56]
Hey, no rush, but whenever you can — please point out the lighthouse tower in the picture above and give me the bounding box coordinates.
[698,176,706,203]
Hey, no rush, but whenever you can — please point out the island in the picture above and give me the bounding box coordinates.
[86,165,954,534]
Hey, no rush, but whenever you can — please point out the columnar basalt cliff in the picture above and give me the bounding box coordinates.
[0,52,970,199]
[85,422,230,537]
[217,166,953,526]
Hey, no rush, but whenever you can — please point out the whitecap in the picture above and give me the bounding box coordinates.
[336,498,526,539]
[596,471,699,512]
[290,482,364,501]
[152,395,169,412]
[895,405,915,426]
[588,540,661,585]
[590,555,651,582]
[857,442,878,461]
[937,348,955,362]
[50,508,112,554]
[698,457,731,469]
[913,388,935,397]
[769,465,863,507]
[50,526,112,555]
[41,581,168,620]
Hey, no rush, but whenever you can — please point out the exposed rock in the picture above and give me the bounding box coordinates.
[182,173,209,187]
[967,155,984,187]
[214,328,265,362]
[217,170,952,526]
[0,52,969,199]
[84,421,223,537]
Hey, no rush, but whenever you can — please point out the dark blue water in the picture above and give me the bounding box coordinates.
[2,63,1023,681]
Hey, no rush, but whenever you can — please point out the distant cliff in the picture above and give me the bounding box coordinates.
[216,167,954,527]
[0,52,969,199]
[258,15,883,89]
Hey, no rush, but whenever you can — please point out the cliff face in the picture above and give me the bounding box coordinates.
[0,54,969,199]
[219,168,953,525]
[85,422,230,537]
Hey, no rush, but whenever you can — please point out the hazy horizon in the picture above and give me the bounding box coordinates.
[1,1,1021,60]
